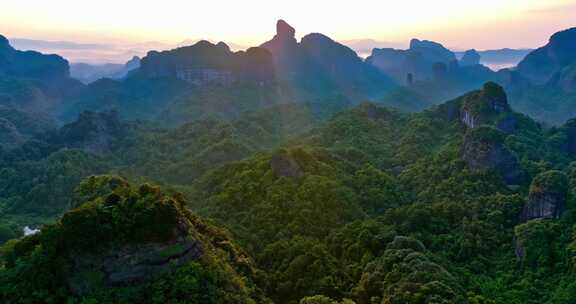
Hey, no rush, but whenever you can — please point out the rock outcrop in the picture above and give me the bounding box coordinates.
[460,49,481,66]
[69,233,203,294]
[521,170,568,221]
[461,126,527,185]
[459,82,515,133]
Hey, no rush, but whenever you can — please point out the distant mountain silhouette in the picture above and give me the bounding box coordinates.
[498,27,576,124]
[261,19,393,99]
[0,34,82,112]
[366,38,458,82]
[455,48,532,70]
[137,40,274,84]
[459,49,481,66]
[516,27,576,85]
[70,56,141,84]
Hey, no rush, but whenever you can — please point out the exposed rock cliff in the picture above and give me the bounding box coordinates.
[138,40,274,85]
[521,170,568,221]
[459,82,515,133]
[461,126,527,185]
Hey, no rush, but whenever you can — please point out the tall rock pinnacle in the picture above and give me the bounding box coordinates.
[276,19,296,40]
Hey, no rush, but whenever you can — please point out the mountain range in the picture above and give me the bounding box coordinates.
[1,20,576,304]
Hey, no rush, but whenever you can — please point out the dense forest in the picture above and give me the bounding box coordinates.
[1,20,576,304]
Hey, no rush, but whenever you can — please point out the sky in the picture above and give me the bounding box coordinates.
[1,0,575,63]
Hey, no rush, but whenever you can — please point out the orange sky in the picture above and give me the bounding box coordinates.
[1,0,574,63]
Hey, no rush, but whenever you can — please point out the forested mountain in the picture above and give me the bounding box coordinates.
[1,20,576,304]
[3,81,576,303]
[501,27,576,124]
[0,35,83,148]
[59,20,393,125]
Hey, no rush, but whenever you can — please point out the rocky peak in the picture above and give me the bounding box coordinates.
[277,19,296,40]
[261,19,298,52]
[461,126,527,185]
[459,82,514,132]
[521,171,568,221]
[482,81,508,109]
[409,38,456,62]
[460,49,481,66]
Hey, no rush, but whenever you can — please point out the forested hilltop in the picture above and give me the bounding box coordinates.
[1,20,576,304]
[2,81,576,303]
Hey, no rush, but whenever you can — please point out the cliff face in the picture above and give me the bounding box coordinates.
[138,40,274,85]
[69,226,204,294]
[458,82,515,133]
[521,171,568,221]
[461,126,527,185]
